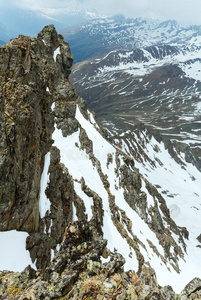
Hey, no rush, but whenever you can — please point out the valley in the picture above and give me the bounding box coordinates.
[70,29,201,172]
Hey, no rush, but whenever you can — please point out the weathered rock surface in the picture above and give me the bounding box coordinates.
[0,221,200,299]
[0,25,77,268]
[0,25,74,232]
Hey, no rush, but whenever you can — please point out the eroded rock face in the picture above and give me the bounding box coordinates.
[0,30,55,232]
[0,25,76,267]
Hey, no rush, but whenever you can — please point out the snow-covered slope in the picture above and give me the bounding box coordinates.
[0,231,36,271]
[1,99,199,292]
[113,128,201,291]
[47,103,198,292]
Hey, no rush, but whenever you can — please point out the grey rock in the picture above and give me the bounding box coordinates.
[180,277,201,299]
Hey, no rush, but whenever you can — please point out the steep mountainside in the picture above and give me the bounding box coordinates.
[0,25,201,298]
[0,23,14,45]
[61,15,201,62]
[70,41,201,172]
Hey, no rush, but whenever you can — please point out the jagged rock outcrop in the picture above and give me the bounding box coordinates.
[1,221,201,299]
[0,24,74,232]
[0,25,199,295]
[0,25,77,267]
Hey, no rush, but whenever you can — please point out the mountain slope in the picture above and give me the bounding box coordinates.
[0,22,14,44]
[112,127,201,260]
[70,41,201,173]
[0,25,201,296]
[0,40,5,46]
[52,102,201,291]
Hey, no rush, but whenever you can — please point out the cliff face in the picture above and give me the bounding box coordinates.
[0,26,56,233]
[0,25,78,232]
[0,25,77,267]
[0,25,199,296]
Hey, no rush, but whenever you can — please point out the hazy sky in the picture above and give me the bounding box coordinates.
[3,0,201,25]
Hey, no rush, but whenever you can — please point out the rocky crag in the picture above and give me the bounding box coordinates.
[1,220,201,300]
[0,25,200,298]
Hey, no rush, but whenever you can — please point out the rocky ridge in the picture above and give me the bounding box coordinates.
[1,220,201,300]
[0,25,200,297]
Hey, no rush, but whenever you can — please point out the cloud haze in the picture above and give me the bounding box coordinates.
[3,0,201,25]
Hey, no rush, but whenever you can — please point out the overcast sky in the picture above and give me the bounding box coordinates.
[3,0,201,25]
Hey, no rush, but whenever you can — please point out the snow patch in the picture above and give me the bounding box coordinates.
[0,230,36,271]
[74,182,93,220]
[53,47,60,62]
[39,152,51,218]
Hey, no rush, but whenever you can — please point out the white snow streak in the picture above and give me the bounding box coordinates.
[39,152,51,218]
[53,47,60,61]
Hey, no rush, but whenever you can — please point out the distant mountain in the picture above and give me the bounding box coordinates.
[0,7,101,42]
[0,40,5,46]
[0,22,14,44]
[0,8,64,39]
[70,35,201,172]
[62,16,201,63]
